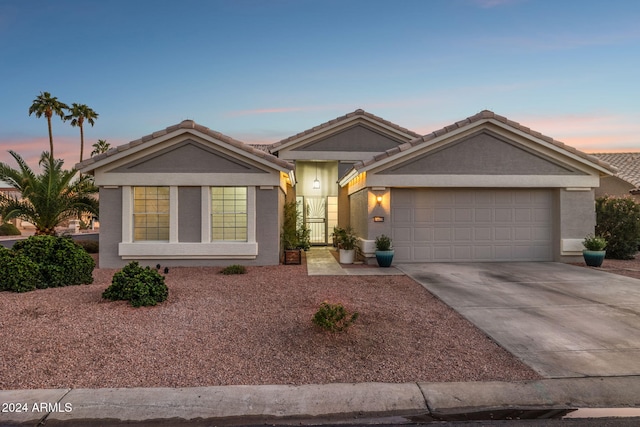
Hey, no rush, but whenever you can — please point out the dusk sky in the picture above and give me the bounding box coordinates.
[1,0,639,169]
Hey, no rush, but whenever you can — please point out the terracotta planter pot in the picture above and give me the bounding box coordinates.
[284,249,301,265]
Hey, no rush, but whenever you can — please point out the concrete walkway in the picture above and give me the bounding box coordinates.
[3,377,640,425]
[396,262,640,378]
[306,247,404,276]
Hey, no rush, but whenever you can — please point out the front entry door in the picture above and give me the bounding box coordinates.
[305,196,326,244]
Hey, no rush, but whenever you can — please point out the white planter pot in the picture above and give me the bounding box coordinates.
[339,249,355,264]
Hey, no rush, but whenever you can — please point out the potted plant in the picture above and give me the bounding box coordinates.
[281,201,302,264]
[583,234,607,267]
[331,225,342,248]
[375,234,394,267]
[336,226,357,264]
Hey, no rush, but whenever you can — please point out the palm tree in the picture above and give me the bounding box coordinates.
[0,150,98,236]
[91,139,111,157]
[28,92,69,159]
[66,103,99,163]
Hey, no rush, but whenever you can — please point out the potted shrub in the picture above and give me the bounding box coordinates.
[583,234,607,267]
[336,226,357,264]
[375,234,394,267]
[281,201,302,264]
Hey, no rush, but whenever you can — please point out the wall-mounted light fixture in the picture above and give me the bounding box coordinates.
[313,162,320,189]
[376,195,383,205]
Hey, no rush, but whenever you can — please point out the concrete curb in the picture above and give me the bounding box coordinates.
[1,377,640,425]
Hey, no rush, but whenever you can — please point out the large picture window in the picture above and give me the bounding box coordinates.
[133,186,170,241]
[211,187,247,241]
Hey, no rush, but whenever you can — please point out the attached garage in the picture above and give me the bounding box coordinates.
[391,188,554,262]
[339,110,616,264]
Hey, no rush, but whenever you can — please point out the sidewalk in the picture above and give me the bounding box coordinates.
[306,247,404,276]
[2,377,640,425]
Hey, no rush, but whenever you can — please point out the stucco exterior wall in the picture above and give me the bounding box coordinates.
[349,189,368,239]
[178,187,201,242]
[558,188,596,262]
[98,187,124,268]
[255,186,281,265]
[596,176,638,200]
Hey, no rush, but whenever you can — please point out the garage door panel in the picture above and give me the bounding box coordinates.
[414,227,433,241]
[455,208,473,221]
[475,208,492,222]
[392,227,412,242]
[434,208,452,222]
[475,227,492,241]
[433,227,452,242]
[454,227,472,241]
[495,227,512,241]
[391,189,553,262]
[414,208,433,222]
[391,207,412,223]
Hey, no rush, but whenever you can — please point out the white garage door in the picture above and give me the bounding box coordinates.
[391,189,554,262]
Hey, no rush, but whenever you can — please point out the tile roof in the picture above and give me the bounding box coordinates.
[76,120,294,171]
[352,110,617,173]
[268,109,422,151]
[591,153,640,188]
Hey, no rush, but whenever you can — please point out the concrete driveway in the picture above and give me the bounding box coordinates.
[396,262,640,378]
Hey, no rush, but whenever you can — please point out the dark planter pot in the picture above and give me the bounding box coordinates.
[583,250,605,267]
[375,250,394,268]
[284,249,302,265]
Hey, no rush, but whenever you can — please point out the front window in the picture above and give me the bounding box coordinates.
[211,187,247,241]
[133,186,169,241]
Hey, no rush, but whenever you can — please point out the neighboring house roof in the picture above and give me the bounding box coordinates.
[76,120,293,172]
[250,144,274,153]
[268,108,422,153]
[591,153,640,189]
[349,110,617,175]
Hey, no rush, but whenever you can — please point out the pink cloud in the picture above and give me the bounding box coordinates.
[0,136,103,170]
[413,112,640,153]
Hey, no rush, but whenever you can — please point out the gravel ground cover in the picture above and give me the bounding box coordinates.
[577,257,640,280]
[0,260,541,390]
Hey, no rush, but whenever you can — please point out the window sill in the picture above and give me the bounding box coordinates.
[119,242,258,259]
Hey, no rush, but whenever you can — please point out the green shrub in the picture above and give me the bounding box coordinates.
[312,302,359,332]
[375,234,392,251]
[595,196,640,259]
[75,239,99,253]
[583,234,607,251]
[12,235,95,288]
[220,264,247,275]
[0,246,41,292]
[0,223,21,236]
[103,261,168,307]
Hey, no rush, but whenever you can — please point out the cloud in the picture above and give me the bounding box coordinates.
[0,136,99,170]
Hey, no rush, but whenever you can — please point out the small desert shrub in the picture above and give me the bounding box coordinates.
[220,264,247,275]
[596,196,640,259]
[12,235,94,288]
[0,246,41,292]
[0,223,21,236]
[103,261,168,307]
[75,239,99,253]
[312,302,359,332]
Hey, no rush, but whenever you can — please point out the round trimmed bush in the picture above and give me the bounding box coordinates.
[103,261,168,307]
[12,235,95,288]
[0,223,21,236]
[596,196,640,259]
[0,246,41,292]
